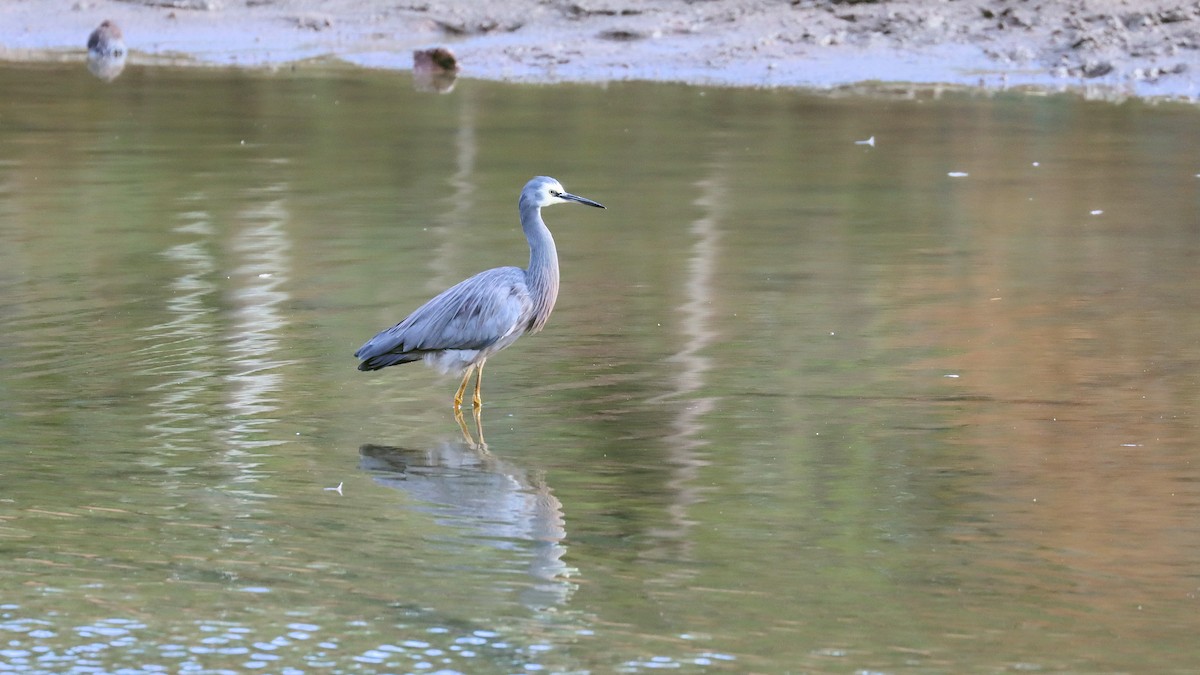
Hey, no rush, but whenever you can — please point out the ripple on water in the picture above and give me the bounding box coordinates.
[0,608,668,674]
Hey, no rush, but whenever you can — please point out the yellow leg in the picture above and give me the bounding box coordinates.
[472,359,486,408]
[472,404,486,449]
[454,406,474,445]
[453,364,475,410]
[453,399,487,449]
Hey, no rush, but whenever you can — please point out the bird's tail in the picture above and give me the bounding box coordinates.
[357,353,422,371]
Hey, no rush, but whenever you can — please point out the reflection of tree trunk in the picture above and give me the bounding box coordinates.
[646,160,726,550]
[139,195,218,470]
[224,189,293,486]
[429,88,478,293]
[139,174,294,498]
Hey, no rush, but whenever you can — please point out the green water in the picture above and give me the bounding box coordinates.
[1,61,1199,673]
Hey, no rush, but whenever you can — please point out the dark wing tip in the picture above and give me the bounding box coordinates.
[357,352,422,371]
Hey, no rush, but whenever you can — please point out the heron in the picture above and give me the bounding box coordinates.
[355,176,605,409]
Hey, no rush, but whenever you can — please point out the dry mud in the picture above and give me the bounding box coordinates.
[2,0,1199,98]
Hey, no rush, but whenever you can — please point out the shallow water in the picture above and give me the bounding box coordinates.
[1,62,1199,673]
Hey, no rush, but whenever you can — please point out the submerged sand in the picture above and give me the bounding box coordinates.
[2,0,1199,99]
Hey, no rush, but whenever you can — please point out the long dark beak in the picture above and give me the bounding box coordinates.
[562,192,606,209]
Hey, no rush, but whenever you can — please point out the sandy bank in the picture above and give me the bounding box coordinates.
[2,0,1199,99]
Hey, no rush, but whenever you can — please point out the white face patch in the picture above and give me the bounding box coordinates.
[545,183,566,204]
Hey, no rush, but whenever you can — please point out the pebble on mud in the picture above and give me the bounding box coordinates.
[293,13,333,31]
[1079,60,1115,77]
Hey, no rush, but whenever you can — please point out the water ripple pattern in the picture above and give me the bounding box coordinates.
[221,186,295,493]
[0,606,720,674]
[137,198,220,464]
[135,182,294,498]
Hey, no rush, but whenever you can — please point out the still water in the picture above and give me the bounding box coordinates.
[1,61,1199,673]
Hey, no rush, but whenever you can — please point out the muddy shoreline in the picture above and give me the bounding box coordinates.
[2,1,1199,99]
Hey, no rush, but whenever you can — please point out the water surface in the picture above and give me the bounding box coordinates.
[1,62,1199,673]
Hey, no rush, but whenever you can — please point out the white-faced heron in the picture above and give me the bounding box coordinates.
[355,176,605,408]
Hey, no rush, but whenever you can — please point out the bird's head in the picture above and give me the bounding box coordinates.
[523,176,606,210]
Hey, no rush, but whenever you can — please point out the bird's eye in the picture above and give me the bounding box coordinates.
[550,190,561,197]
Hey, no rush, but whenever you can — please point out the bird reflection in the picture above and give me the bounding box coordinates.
[359,441,575,610]
[86,20,126,82]
[454,405,486,448]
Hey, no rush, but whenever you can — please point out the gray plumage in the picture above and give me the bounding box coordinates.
[355,176,605,408]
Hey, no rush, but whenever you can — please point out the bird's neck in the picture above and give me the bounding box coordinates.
[521,202,560,331]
